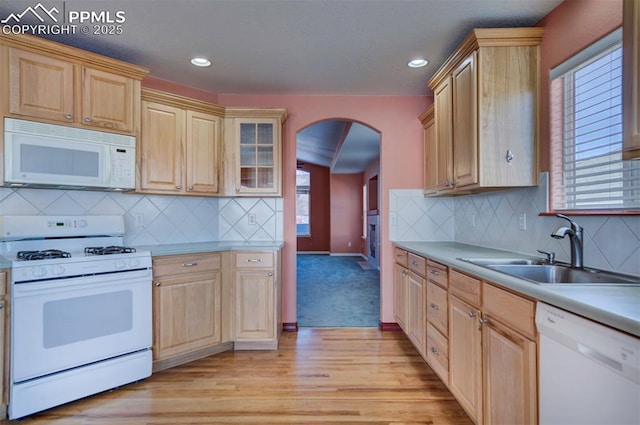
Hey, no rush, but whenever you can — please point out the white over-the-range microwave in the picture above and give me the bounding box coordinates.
[3,118,136,191]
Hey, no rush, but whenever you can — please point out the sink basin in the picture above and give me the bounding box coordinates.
[458,258,544,266]
[457,258,639,285]
[488,264,639,285]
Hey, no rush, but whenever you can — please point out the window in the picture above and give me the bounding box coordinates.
[296,169,310,236]
[550,28,640,211]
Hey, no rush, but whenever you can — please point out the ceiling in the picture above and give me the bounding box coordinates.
[0,0,563,172]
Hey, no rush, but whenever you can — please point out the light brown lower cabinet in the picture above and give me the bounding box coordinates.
[448,294,483,424]
[152,253,223,370]
[233,251,281,350]
[393,262,409,331]
[406,271,426,357]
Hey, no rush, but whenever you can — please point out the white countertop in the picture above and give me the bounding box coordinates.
[136,241,284,257]
[394,241,640,337]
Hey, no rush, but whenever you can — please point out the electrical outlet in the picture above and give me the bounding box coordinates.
[248,213,257,226]
[519,213,527,230]
[348,241,352,247]
[134,213,144,227]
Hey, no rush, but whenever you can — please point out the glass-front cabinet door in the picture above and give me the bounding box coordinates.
[225,108,286,196]
[239,121,276,191]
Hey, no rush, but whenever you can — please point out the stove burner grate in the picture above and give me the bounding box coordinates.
[84,246,137,256]
[17,250,72,261]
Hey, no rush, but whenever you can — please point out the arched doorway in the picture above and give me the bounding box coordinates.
[295,119,381,327]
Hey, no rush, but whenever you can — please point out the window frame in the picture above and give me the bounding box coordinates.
[549,27,640,215]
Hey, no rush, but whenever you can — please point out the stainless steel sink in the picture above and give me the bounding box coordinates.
[458,258,640,285]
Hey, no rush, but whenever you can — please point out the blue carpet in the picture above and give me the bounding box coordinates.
[297,255,380,327]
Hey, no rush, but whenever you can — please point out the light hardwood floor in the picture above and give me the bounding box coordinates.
[6,329,472,424]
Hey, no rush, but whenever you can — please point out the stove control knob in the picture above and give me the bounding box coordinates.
[115,260,126,269]
[129,258,140,268]
[53,265,65,276]
[34,267,47,278]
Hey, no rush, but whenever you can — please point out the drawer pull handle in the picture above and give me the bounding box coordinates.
[430,303,439,311]
[429,269,440,276]
[65,114,73,120]
[84,117,92,122]
[430,346,439,356]
[155,281,161,287]
[396,253,403,257]
[182,262,198,267]
[468,311,477,318]
[248,258,263,263]
[411,261,418,266]
[479,317,489,325]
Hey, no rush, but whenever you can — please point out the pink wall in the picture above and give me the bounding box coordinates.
[536,0,622,172]
[219,94,430,325]
[330,173,364,254]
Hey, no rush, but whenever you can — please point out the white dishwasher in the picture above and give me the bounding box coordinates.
[536,303,640,425]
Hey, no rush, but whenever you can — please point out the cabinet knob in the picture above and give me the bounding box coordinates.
[430,346,439,356]
[188,186,193,191]
[479,317,489,325]
[176,185,182,190]
[429,269,440,276]
[154,281,160,287]
[65,114,73,120]
[84,117,92,123]
[430,302,439,311]
[0,301,4,309]
[235,188,240,193]
[411,260,418,266]
[468,311,477,318]
[268,272,273,277]
[505,149,514,164]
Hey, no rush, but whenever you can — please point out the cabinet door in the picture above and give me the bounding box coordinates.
[623,0,640,159]
[235,118,281,195]
[407,271,426,356]
[452,52,478,188]
[483,317,537,425]
[153,272,221,360]
[433,78,454,191]
[140,101,184,192]
[186,111,220,194]
[235,270,275,340]
[81,68,135,132]
[393,264,408,331]
[423,108,439,194]
[448,295,483,424]
[8,48,74,122]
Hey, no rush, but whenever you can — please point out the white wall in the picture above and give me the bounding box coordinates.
[389,173,640,276]
[0,188,283,245]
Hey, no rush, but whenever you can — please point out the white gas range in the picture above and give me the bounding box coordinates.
[0,216,152,420]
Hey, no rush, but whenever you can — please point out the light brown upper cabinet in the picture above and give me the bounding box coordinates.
[2,33,147,135]
[426,28,544,195]
[623,0,640,160]
[224,108,287,196]
[139,89,223,196]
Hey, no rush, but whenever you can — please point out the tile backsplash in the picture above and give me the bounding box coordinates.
[390,173,640,276]
[0,188,283,245]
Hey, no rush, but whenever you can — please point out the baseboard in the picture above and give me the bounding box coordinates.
[282,322,298,332]
[297,251,330,255]
[379,321,402,332]
[330,253,364,257]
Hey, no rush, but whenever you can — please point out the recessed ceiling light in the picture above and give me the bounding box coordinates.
[190,57,212,67]
[407,58,428,68]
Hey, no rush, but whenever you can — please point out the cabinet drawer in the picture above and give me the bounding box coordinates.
[0,270,6,296]
[426,322,449,384]
[394,247,408,267]
[408,253,426,276]
[426,260,448,288]
[153,253,221,277]
[426,281,448,335]
[235,252,274,269]
[449,269,481,307]
[483,282,535,339]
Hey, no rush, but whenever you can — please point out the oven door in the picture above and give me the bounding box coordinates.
[12,269,151,383]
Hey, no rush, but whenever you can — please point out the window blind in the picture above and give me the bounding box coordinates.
[550,30,640,211]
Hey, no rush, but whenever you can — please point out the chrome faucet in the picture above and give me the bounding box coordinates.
[551,214,584,269]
